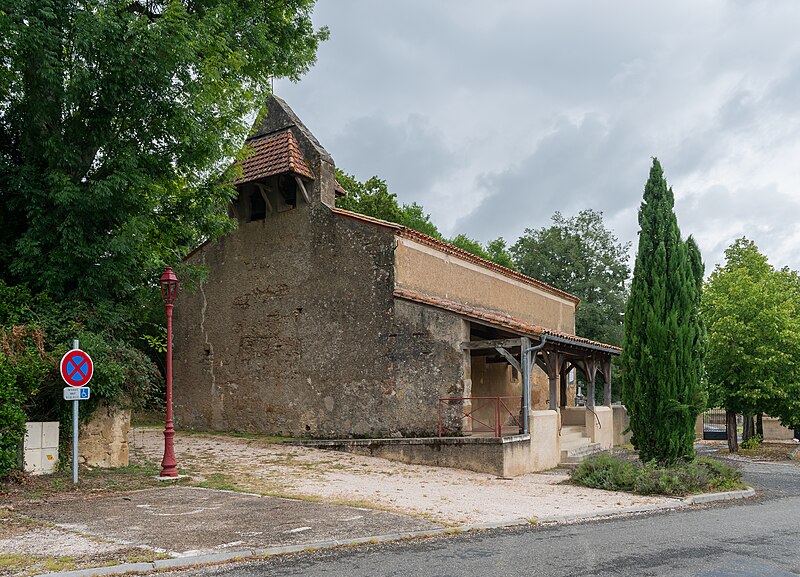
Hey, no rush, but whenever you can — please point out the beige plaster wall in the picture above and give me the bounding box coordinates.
[529,410,560,470]
[79,404,130,468]
[612,405,631,446]
[763,417,796,441]
[469,357,521,431]
[394,238,576,333]
[561,407,586,426]
[586,406,613,450]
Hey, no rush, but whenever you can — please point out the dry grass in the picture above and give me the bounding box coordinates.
[738,442,800,461]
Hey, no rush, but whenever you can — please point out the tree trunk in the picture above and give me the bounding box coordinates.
[756,413,763,438]
[726,410,739,453]
[743,414,754,441]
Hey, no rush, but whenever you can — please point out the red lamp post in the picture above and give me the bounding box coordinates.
[159,266,179,477]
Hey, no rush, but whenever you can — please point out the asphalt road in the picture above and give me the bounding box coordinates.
[164,460,800,577]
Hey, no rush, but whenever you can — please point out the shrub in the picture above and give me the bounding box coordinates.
[740,434,763,450]
[570,453,637,491]
[0,280,162,477]
[571,454,742,496]
[0,326,48,477]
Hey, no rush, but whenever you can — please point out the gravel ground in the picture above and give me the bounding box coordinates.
[130,428,672,525]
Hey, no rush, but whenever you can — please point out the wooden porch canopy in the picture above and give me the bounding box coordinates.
[459,334,618,408]
[393,288,622,431]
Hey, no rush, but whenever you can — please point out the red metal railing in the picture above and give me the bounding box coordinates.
[437,396,523,437]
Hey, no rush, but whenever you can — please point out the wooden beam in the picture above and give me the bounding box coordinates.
[494,347,521,373]
[460,338,522,350]
[534,354,548,374]
[294,176,311,204]
[256,184,274,214]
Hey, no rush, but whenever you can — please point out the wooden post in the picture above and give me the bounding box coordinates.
[520,336,531,434]
[585,357,597,408]
[547,351,558,411]
[602,357,612,407]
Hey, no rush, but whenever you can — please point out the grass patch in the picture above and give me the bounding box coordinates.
[0,463,162,504]
[192,472,245,493]
[570,453,744,496]
[0,553,77,575]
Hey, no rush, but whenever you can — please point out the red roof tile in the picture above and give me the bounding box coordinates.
[233,129,314,185]
[331,207,581,306]
[394,288,621,354]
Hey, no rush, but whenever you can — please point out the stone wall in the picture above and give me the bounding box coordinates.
[612,405,632,446]
[78,404,130,468]
[175,203,470,438]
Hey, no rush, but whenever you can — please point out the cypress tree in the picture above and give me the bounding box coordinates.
[621,159,705,463]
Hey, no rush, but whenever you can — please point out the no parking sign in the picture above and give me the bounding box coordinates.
[61,342,93,485]
[60,349,93,387]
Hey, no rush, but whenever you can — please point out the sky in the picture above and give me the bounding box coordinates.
[276,1,800,273]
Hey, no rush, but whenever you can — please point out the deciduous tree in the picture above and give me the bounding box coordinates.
[0,0,327,309]
[511,209,630,346]
[703,238,800,451]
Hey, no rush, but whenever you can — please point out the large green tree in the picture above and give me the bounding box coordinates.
[0,0,327,309]
[335,169,517,268]
[335,169,443,239]
[511,209,630,346]
[703,238,800,451]
[621,159,705,463]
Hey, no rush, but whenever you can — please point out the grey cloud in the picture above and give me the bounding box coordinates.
[275,0,800,273]
[679,183,800,271]
[455,113,649,241]
[327,114,458,204]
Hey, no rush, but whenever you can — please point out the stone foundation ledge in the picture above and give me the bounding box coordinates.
[291,434,534,477]
[290,434,531,449]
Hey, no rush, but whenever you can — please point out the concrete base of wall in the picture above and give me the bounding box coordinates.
[297,412,564,478]
[296,435,533,477]
[612,405,631,446]
[586,406,613,450]
[529,410,560,471]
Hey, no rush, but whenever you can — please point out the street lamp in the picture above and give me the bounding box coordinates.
[159,266,179,477]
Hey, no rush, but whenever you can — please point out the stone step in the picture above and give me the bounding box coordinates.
[559,427,587,444]
[560,443,607,464]
[559,435,590,452]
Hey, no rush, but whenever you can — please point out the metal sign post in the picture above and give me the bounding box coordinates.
[60,340,93,484]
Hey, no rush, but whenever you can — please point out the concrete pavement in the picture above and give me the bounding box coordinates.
[4,483,755,577]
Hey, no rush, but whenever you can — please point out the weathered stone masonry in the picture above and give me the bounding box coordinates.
[174,98,468,437]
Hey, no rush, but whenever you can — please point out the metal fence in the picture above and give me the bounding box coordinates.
[437,396,522,437]
[702,408,728,440]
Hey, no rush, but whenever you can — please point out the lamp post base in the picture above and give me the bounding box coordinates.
[160,425,178,477]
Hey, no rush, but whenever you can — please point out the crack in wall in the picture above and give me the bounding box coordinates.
[198,258,222,427]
